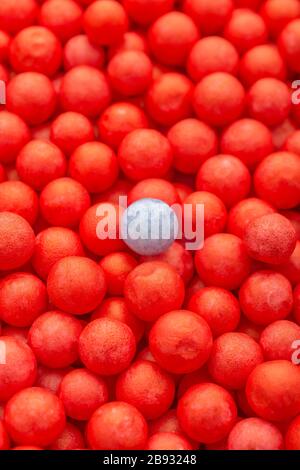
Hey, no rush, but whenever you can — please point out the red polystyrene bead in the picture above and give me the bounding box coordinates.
[16,140,67,191]
[278,19,300,73]
[285,416,300,450]
[227,197,275,238]
[184,191,227,238]
[49,422,85,450]
[0,111,30,164]
[36,366,71,395]
[32,227,84,280]
[281,211,300,240]
[92,297,145,342]
[83,0,128,46]
[254,152,300,209]
[195,233,252,290]
[208,332,264,389]
[149,310,213,374]
[193,73,245,127]
[188,37,239,82]
[246,361,300,422]
[118,129,173,181]
[167,118,218,175]
[6,72,56,126]
[261,0,300,38]
[87,402,148,450]
[50,111,94,156]
[39,0,83,43]
[123,0,174,26]
[244,213,297,264]
[0,212,35,271]
[239,44,286,86]
[4,387,65,447]
[277,240,300,286]
[99,252,138,296]
[98,102,148,150]
[79,318,136,375]
[59,368,108,420]
[128,179,179,207]
[224,8,268,53]
[116,360,175,419]
[247,78,291,127]
[0,273,47,327]
[148,12,199,67]
[108,50,153,97]
[69,142,119,193]
[284,131,300,156]
[177,382,237,444]
[187,287,240,337]
[40,177,91,228]
[140,241,194,284]
[0,180,39,225]
[63,34,105,70]
[47,256,106,315]
[9,26,62,76]
[221,118,274,168]
[259,320,300,361]
[95,179,133,205]
[79,203,125,256]
[28,311,83,368]
[146,73,193,127]
[60,65,111,118]
[184,0,234,35]
[228,418,283,450]
[196,154,251,208]
[239,270,293,325]
[0,337,37,402]
[146,432,193,450]
[124,261,185,322]
[0,0,38,34]
[108,31,148,59]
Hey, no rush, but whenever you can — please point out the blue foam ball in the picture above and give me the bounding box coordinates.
[121,198,178,256]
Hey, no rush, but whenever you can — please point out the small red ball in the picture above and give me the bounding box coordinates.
[240,45,286,86]
[246,360,300,422]
[254,151,300,209]
[193,72,245,127]
[28,311,83,368]
[16,140,67,191]
[184,0,234,35]
[69,141,119,193]
[79,317,136,375]
[285,415,300,450]
[36,366,71,395]
[118,129,173,181]
[208,332,264,389]
[228,418,283,450]
[39,0,82,43]
[260,320,300,361]
[284,131,300,157]
[221,118,274,169]
[50,111,94,156]
[188,36,239,82]
[0,212,35,271]
[195,233,252,290]
[146,432,193,450]
[60,65,111,118]
[98,102,148,150]
[99,251,138,296]
[0,337,37,402]
[0,180,38,225]
[187,287,240,337]
[227,197,275,238]
[167,118,218,175]
[49,422,85,450]
[0,273,47,327]
[84,0,128,46]
[59,368,108,420]
[47,256,106,315]
[261,0,300,38]
[178,382,237,443]
[128,178,179,207]
[149,310,213,374]
[4,387,65,447]
[124,261,185,322]
[40,177,90,228]
[9,26,62,76]
[0,0,38,34]
[0,112,28,164]
[87,402,147,450]
[116,360,175,419]
[239,270,293,325]
[63,34,105,70]
[224,8,268,53]
[146,73,193,127]
[278,19,300,73]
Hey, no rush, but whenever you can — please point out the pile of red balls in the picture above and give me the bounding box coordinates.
[0,0,299,451]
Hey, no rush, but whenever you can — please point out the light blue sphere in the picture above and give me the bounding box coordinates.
[121,198,178,256]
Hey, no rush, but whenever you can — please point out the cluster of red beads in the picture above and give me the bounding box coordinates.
[0,0,299,452]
